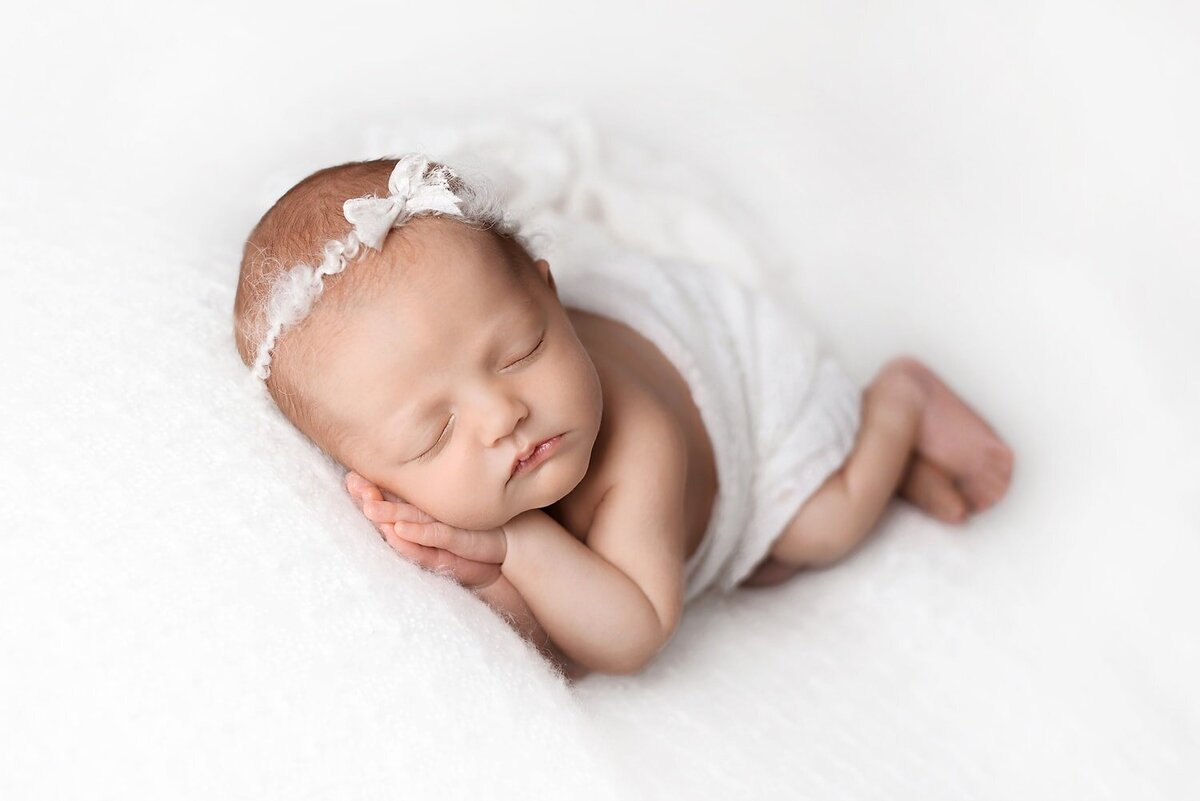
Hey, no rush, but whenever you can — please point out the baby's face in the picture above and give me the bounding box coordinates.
[306,219,603,531]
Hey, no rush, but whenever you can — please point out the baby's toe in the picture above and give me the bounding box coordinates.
[928,480,970,523]
[958,476,997,513]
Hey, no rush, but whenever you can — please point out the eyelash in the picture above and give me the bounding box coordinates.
[415,418,451,462]
[413,335,545,462]
[508,335,545,369]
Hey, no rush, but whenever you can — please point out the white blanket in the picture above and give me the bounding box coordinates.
[2,3,1197,798]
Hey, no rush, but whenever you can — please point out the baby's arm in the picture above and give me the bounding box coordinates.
[500,413,688,675]
[471,575,590,680]
[500,504,684,675]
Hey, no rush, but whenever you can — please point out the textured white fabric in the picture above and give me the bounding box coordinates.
[558,250,861,602]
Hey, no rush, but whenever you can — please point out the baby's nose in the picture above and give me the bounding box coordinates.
[473,392,529,446]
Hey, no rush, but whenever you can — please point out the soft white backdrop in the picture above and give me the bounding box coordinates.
[1,2,1197,799]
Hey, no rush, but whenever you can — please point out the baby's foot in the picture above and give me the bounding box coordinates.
[899,454,970,523]
[887,357,1015,513]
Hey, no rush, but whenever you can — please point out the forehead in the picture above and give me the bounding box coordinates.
[306,219,541,415]
[388,217,525,299]
[370,218,535,336]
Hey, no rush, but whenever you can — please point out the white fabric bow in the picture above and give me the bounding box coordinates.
[342,154,464,250]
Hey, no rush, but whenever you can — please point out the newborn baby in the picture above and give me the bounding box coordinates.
[234,155,1014,679]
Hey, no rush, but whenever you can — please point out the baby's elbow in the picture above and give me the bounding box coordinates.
[603,616,681,676]
[602,645,659,676]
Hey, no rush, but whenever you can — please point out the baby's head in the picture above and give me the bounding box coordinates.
[234,156,603,530]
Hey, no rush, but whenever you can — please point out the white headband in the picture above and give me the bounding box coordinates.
[250,154,467,380]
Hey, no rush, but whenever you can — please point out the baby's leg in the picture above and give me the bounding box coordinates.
[742,454,967,587]
[766,357,1013,570]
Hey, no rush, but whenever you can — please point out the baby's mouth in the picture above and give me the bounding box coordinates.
[510,434,563,478]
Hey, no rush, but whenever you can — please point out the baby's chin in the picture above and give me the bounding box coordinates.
[459,482,579,531]
[453,460,591,530]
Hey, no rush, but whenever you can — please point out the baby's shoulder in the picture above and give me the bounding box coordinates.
[606,379,687,470]
[552,366,686,538]
[593,341,688,471]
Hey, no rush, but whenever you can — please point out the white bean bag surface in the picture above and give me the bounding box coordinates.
[2,2,1197,798]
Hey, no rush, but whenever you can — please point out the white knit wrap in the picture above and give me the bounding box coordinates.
[250,154,474,381]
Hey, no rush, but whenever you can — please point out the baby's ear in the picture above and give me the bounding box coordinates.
[534,259,557,295]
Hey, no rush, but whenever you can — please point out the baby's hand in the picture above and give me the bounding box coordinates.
[344,471,506,590]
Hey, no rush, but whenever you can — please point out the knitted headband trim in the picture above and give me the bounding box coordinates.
[250,153,466,381]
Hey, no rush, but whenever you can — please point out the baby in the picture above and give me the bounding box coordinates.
[233,154,1014,679]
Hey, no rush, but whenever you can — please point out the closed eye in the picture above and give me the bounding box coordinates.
[506,335,545,369]
[414,417,451,463]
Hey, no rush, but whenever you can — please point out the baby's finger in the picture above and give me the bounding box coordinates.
[345,471,370,496]
[350,472,392,499]
[371,516,394,536]
[393,521,506,564]
[381,527,498,587]
[381,528,433,563]
[382,530,452,574]
[363,499,435,525]
[345,472,381,505]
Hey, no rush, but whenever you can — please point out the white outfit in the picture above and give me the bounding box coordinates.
[557,250,863,604]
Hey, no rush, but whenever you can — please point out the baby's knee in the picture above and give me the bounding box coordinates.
[770,473,871,568]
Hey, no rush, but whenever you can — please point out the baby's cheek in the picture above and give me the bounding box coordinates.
[411,468,496,529]
[565,352,603,423]
[373,471,426,508]
[436,503,508,532]
[550,351,592,402]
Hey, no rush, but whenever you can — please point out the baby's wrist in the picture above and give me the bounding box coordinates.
[499,508,554,574]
